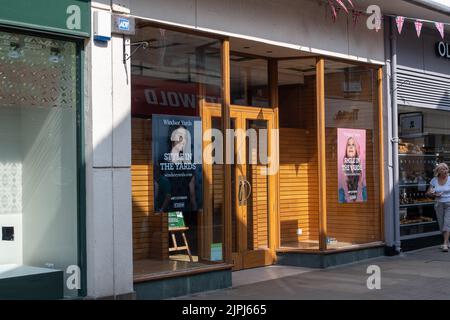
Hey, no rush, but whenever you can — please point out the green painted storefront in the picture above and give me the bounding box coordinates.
[0,0,90,37]
[0,0,90,299]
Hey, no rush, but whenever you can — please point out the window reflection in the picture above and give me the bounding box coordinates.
[230,55,269,107]
[131,24,225,280]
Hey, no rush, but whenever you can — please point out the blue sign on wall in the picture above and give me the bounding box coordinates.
[118,18,129,31]
[112,14,135,35]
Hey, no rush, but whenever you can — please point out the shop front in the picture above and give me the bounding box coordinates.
[0,0,90,299]
[125,0,386,299]
[389,20,450,251]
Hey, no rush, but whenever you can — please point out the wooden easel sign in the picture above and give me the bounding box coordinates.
[168,211,185,229]
[168,211,193,262]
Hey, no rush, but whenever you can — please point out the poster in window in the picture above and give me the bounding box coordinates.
[152,114,203,213]
[337,128,367,203]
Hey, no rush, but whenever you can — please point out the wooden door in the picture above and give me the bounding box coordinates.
[204,105,277,270]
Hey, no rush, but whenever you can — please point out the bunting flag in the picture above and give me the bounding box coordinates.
[335,0,351,13]
[322,5,449,37]
[331,6,341,23]
[415,20,423,37]
[375,15,382,32]
[435,22,445,39]
[325,0,354,24]
[351,10,361,27]
[396,16,405,34]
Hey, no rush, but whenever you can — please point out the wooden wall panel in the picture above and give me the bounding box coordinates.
[248,164,269,249]
[132,118,168,261]
[212,165,224,211]
[325,128,381,243]
[279,128,319,245]
[212,164,225,246]
[324,69,382,244]
[278,68,382,247]
[279,75,319,246]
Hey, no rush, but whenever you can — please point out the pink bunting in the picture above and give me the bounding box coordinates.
[335,0,349,13]
[351,10,361,27]
[331,6,341,23]
[375,16,383,32]
[415,20,423,37]
[435,22,445,39]
[396,16,405,34]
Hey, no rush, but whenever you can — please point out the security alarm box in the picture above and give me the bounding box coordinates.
[94,11,111,42]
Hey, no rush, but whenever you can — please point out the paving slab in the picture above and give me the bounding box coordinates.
[177,246,450,300]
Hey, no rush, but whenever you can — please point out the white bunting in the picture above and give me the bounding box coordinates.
[415,20,423,38]
[435,22,445,39]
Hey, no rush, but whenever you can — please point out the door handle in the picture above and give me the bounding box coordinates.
[243,180,252,201]
[238,180,244,203]
[238,177,252,205]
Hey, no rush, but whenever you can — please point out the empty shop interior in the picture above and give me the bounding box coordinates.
[129,20,384,281]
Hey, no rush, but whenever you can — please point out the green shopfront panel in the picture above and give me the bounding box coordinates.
[0,0,90,37]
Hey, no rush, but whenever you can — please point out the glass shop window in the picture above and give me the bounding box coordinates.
[131,23,225,279]
[324,61,382,249]
[131,25,222,118]
[0,30,80,298]
[230,55,269,107]
[277,58,320,250]
[398,107,450,237]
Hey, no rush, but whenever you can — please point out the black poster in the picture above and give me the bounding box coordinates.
[152,114,203,213]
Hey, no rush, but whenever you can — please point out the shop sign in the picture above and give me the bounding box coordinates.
[326,99,374,129]
[152,114,203,213]
[334,109,359,121]
[0,0,90,38]
[337,128,367,203]
[436,41,450,59]
[343,81,362,93]
[399,112,423,136]
[132,75,221,117]
[111,14,135,35]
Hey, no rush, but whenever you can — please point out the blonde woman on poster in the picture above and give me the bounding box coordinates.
[338,128,367,203]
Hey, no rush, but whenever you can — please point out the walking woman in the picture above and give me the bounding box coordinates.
[427,163,450,252]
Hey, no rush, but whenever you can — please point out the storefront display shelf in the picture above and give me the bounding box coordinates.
[398,154,436,157]
[399,133,431,139]
[399,202,435,207]
[400,221,437,227]
[399,183,430,188]
[398,138,437,239]
[400,231,442,241]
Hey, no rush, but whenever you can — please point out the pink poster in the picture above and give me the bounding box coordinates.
[337,128,367,203]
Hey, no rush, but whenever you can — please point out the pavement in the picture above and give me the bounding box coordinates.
[179,246,450,300]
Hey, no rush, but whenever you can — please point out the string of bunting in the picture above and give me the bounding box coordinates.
[325,2,449,40]
[394,15,446,39]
